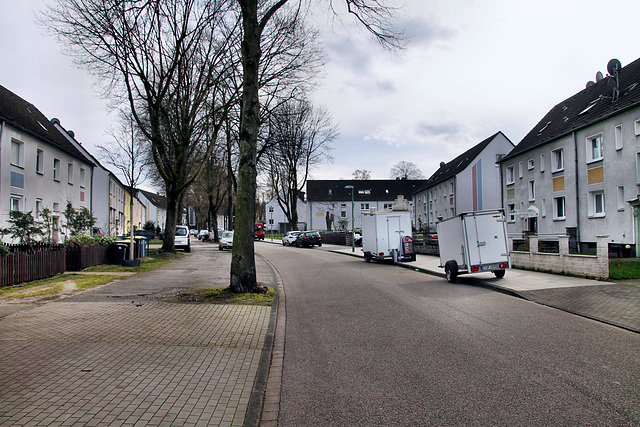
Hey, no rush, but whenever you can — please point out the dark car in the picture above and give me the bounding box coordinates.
[295,231,322,248]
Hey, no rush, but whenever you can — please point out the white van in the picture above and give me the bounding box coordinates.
[175,225,191,252]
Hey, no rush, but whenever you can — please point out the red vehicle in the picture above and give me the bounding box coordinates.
[254,223,265,240]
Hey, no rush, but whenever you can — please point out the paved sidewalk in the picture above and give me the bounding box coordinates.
[322,243,640,333]
[0,242,276,427]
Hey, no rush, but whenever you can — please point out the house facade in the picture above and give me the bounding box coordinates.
[0,85,94,243]
[265,190,308,233]
[500,57,640,256]
[413,131,514,232]
[52,118,127,236]
[306,180,425,231]
[138,189,167,232]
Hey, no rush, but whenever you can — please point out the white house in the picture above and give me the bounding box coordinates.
[138,189,167,232]
[0,85,94,243]
[413,131,514,232]
[500,57,640,256]
[52,118,127,236]
[306,180,425,231]
[265,189,308,233]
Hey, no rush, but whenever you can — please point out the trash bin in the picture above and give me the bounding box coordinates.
[134,237,146,258]
[114,243,128,265]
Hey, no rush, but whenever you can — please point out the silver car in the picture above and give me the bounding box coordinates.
[218,231,234,251]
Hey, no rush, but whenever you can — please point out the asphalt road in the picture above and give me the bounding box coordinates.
[257,243,640,426]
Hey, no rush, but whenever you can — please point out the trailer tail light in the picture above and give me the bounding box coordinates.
[379,252,384,256]
[471,266,480,272]
[499,263,509,269]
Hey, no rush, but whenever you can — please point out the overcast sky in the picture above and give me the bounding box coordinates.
[2,0,640,187]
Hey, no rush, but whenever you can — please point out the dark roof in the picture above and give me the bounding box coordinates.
[138,189,167,209]
[0,85,92,163]
[419,131,510,192]
[307,180,426,202]
[502,57,640,161]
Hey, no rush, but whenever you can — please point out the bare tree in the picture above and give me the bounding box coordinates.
[352,169,371,180]
[231,0,405,292]
[264,98,336,230]
[42,0,241,252]
[98,110,150,260]
[390,160,425,180]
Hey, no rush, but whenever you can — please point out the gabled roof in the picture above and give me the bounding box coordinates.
[418,131,510,192]
[307,180,426,202]
[0,85,92,164]
[502,57,640,161]
[138,189,167,209]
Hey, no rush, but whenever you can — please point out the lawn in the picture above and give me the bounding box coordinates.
[83,250,178,273]
[609,258,640,280]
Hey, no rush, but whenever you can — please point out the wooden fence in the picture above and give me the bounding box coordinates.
[0,246,66,287]
[0,244,114,287]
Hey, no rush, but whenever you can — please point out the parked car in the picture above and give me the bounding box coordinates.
[282,231,302,246]
[189,229,198,236]
[175,225,191,252]
[198,230,211,241]
[295,231,322,248]
[219,231,234,251]
[135,230,155,240]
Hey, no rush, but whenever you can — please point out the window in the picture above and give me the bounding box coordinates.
[540,153,545,172]
[10,171,24,188]
[617,186,625,211]
[635,119,640,136]
[53,158,61,181]
[450,183,454,195]
[507,203,516,223]
[528,180,535,201]
[589,191,605,217]
[35,199,43,220]
[268,218,274,225]
[36,149,44,174]
[358,189,371,195]
[553,197,565,220]
[527,159,534,170]
[340,203,347,208]
[384,203,393,210]
[586,134,603,163]
[340,211,346,218]
[518,161,523,178]
[615,125,623,150]
[68,163,74,184]
[541,198,546,218]
[10,195,22,212]
[11,139,24,167]
[360,203,370,210]
[80,168,86,187]
[268,206,274,213]
[328,189,332,195]
[506,166,515,184]
[552,148,564,172]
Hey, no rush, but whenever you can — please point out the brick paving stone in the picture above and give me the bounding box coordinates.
[520,282,640,332]
[0,297,270,426]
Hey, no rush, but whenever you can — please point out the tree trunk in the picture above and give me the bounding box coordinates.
[129,193,134,260]
[230,1,261,293]
[161,185,179,252]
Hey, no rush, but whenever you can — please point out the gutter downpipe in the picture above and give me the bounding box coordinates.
[573,131,581,252]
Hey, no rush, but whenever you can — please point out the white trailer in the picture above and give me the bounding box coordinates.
[437,210,510,283]
[362,210,415,263]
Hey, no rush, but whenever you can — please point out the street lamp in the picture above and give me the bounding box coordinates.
[344,185,355,252]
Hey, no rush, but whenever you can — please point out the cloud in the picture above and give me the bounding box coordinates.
[400,16,457,47]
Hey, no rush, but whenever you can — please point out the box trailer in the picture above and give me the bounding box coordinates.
[362,210,415,263]
[436,210,510,283]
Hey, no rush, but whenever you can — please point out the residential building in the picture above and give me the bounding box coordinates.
[306,180,425,231]
[52,118,127,236]
[500,57,640,256]
[0,85,94,243]
[265,190,308,233]
[138,189,167,232]
[413,131,514,231]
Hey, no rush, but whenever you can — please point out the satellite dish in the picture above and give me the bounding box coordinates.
[586,81,595,88]
[607,58,622,75]
[596,71,604,82]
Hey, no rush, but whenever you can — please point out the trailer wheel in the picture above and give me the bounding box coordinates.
[445,260,458,283]
[364,252,372,263]
[494,269,505,278]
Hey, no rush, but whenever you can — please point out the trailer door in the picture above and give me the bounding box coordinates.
[386,215,402,251]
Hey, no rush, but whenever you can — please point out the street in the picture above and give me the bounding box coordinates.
[257,243,640,425]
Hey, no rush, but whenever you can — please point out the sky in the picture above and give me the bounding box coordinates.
[2,0,640,187]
